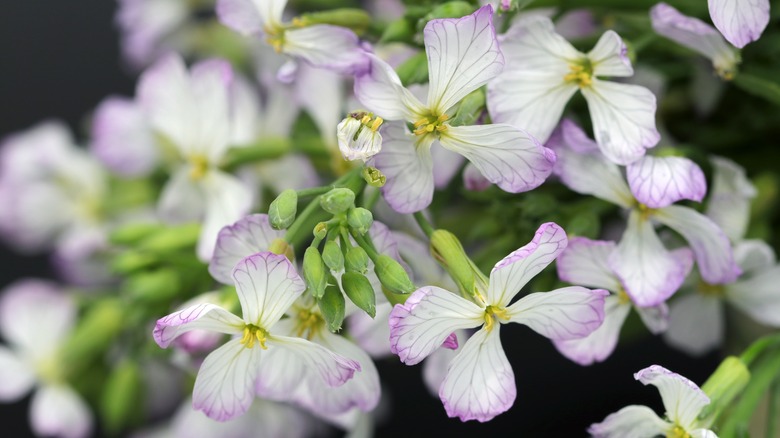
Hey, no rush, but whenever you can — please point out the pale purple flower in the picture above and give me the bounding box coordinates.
[488,15,660,165]
[389,222,607,421]
[551,119,738,307]
[355,5,555,213]
[0,280,92,438]
[554,237,673,365]
[650,3,740,79]
[90,96,158,177]
[115,0,190,69]
[708,0,770,48]
[589,365,715,438]
[153,252,360,421]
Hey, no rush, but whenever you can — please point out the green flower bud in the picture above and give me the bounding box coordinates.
[317,284,345,332]
[362,167,386,187]
[341,272,376,318]
[137,223,201,253]
[430,229,488,296]
[295,9,371,35]
[347,208,373,235]
[345,246,369,274]
[374,255,415,294]
[101,360,142,434]
[396,51,428,86]
[62,299,124,366]
[109,223,164,246]
[269,189,298,230]
[127,268,180,302]
[320,188,355,214]
[380,18,414,44]
[110,251,157,274]
[322,240,345,272]
[303,247,328,299]
[700,356,750,423]
[313,222,329,240]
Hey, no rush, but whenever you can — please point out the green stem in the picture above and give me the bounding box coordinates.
[296,186,333,198]
[740,333,780,366]
[767,379,780,438]
[363,188,380,210]
[412,211,435,238]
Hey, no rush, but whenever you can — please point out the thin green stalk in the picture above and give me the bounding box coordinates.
[740,333,780,366]
[767,379,780,438]
[412,211,435,238]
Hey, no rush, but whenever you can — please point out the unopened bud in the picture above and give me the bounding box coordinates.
[322,240,345,272]
[313,222,328,240]
[347,208,373,235]
[320,188,355,214]
[138,223,200,253]
[430,229,487,296]
[317,284,346,332]
[295,8,371,34]
[380,18,414,44]
[699,356,750,423]
[341,272,377,318]
[362,167,386,187]
[337,114,383,162]
[128,268,180,302]
[303,247,328,298]
[374,255,414,294]
[109,223,164,246]
[101,360,142,434]
[268,238,294,261]
[345,246,369,274]
[269,189,298,230]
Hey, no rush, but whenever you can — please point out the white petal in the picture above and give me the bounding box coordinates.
[556,237,622,291]
[589,31,633,77]
[284,25,370,76]
[664,293,724,356]
[31,385,92,438]
[0,279,75,354]
[635,301,670,335]
[227,74,262,145]
[0,346,34,401]
[424,5,504,114]
[588,405,669,438]
[705,156,756,242]
[422,330,466,396]
[268,335,361,387]
[733,239,776,274]
[691,429,718,438]
[431,145,465,189]
[209,214,285,285]
[550,119,634,208]
[553,295,630,365]
[627,156,707,208]
[654,205,741,284]
[216,0,263,36]
[188,59,234,161]
[708,0,770,48]
[153,303,244,348]
[487,222,568,306]
[255,154,320,193]
[634,364,710,428]
[231,252,305,328]
[354,54,425,121]
[192,339,262,421]
[507,286,608,340]
[727,265,780,326]
[389,286,484,365]
[296,64,343,147]
[90,96,158,177]
[609,210,693,307]
[157,168,206,224]
[439,124,556,194]
[582,80,660,165]
[499,15,581,71]
[347,302,393,359]
[368,123,435,214]
[439,326,516,422]
[198,171,254,261]
[254,324,305,400]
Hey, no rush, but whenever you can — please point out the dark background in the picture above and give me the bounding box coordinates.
[0,1,722,437]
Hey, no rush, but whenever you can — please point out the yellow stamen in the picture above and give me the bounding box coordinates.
[564,62,594,88]
[484,305,510,332]
[413,118,428,128]
[617,288,631,305]
[370,117,383,131]
[240,325,269,349]
[361,115,372,125]
[294,307,325,340]
[188,155,209,180]
[666,425,692,438]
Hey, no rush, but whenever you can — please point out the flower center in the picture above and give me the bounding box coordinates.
[484,305,510,332]
[617,288,632,305]
[240,324,269,349]
[637,202,656,221]
[294,308,325,340]
[264,25,285,53]
[697,280,725,297]
[666,425,692,438]
[413,113,449,136]
[564,60,594,88]
[188,154,209,180]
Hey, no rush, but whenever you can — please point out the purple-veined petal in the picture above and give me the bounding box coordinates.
[556,237,622,292]
[368,123,435,214]
[153,303,244,348]
[582,80,660,165]
[553,294,630,365]
[197,171,253,262]
[487,222,568,306]
[733,239,775,274]
[708,0,770,48]
[439,326,515,422]
[254,327,305,401]
[634,364,710,428]
[431,145,465,189]
[192,339,262,421]
[705,156,756,242]
[0,346,34,401]
[90,96,158,177]
[627,155,707,208]
[30,385,92,438]
[354,54,425,121]
[589,31,633,77]
[389,286,484,366]
[216,0,263,36]
[664,293,724,356]
[439,124,556,194]
[588,405,669,438]
[284,25,370,76]
[560,118,599,153]
[463,162,491,191]
[654,205,741,284]
[609,210,693,307]
[423,330,466,396]
[267,335,360,387]
[551,120,634,208]
[507,286,608,340]
[499,15,581,71]
[726,265,780,326]
[347,302,393,359]
[0,279,75,355]
[635,300,670,334]
[650,3,739,74]
[424,5,504,114]
[231,252,305,328]
[209,214,285,285]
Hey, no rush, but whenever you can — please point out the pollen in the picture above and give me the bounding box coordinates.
[564,62,593,88]
[484,305,510,332]
[666,425,692,438]
[264,25,285,53]
[188,155,209,181]
[413,114,450,136]
[617,288,631,305]
[240,324,269,349]
[294,308,325,340]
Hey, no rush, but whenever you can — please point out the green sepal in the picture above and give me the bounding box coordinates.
[347,207,374,235]
[345,246,370,274]
[320,188,356,214]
